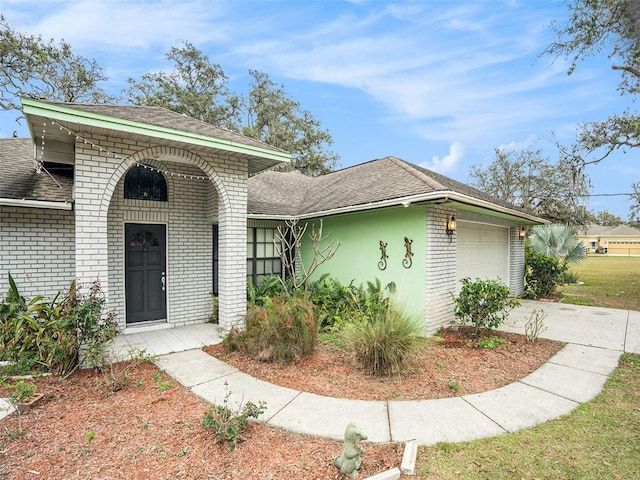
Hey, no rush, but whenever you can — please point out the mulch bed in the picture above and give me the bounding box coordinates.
[0,328,562,479]
[206,328,564,400]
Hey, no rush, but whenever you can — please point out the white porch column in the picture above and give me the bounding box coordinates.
[73,146,112,302]
[217,175,248,333]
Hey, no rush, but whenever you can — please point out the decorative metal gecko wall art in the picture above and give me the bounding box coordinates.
[378,240,388,270]
[403,236,413,269]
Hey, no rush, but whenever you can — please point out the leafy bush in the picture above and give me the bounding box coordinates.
[202,382,266,450]
[0,274,118,375]
[347,278,396,324]
[341,306,425,376]
[524,243,568,298]
[2,378,37,403]
[308,274,353,330]
[308,274,396,332]
[227,295,318,363]
[453,277,520,336]
[559,269,580,285]
[246,274,288,306]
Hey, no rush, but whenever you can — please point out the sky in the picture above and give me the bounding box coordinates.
[1,0,638,219]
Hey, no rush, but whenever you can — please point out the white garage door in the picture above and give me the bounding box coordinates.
[456,222,509,290]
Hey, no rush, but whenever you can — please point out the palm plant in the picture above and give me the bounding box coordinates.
[528,224,586,264]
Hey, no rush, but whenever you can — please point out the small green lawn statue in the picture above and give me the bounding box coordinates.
[334,422,368,478]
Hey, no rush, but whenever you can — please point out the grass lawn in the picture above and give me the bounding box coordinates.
[559,255,640,311]
[415,354,640,479]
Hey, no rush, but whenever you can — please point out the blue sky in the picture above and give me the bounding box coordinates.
[1,0,637,219]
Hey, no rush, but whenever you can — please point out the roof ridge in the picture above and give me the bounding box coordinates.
[387,156,448,190]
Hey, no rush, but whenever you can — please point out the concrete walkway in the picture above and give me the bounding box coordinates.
[3,301,638,446]
[151,300,638,446]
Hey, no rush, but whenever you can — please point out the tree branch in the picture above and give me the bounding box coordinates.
[612,64,640,78]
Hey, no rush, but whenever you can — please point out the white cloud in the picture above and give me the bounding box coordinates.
[418,142,466,174]
[496,135,537,152]
[7,1,231,50]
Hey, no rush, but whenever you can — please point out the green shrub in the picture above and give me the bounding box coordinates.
[229,296,318,363]
[308,274,353,331]
[559,269,580,285]
[308,274,396,332]
[2,378,37,403]
[202,382,266,450]
[347,278,396,324]
[524,243,568,298]
[0,274,118,375]
[453,277,520,336]
[341,306,425,376]
[246,274,288,306]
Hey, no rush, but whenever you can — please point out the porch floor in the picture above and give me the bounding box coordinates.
[108,323,223,360]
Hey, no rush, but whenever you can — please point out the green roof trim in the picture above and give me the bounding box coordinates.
[21,98,292,164]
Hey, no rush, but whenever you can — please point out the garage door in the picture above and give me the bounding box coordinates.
[456,222,509,290]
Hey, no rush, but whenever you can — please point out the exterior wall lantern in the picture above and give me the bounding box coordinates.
[519,226,527,244]
[446,216,456,242]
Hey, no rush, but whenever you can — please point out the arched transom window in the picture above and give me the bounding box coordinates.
[124,164,168,201]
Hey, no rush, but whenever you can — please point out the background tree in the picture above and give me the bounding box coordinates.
[630,182,640,224]
[125,44,339,176]
[0,15,112,125]
[124,42,241,131]
[592,210,623,226]
[543,0,639,214]
[243,70,338,176]
[469,147,591,224]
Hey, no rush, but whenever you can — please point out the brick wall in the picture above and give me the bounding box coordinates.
[75,137,248,332]
[424,204,457,333]
[509,225,525,296]
[0,206,75,300]
[423,207,526,334]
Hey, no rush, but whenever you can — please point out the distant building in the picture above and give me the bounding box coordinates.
[578,224,640,255]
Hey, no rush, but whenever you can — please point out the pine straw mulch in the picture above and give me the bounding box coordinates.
[206,328,564,400]
[0,328,563,480]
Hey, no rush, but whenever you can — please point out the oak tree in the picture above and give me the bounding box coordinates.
[0,15,112,125]
[469,147,591,224]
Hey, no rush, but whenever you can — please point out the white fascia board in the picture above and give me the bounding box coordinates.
[293,191,547,224]
[0,198,73,210]
[247,214,298,221]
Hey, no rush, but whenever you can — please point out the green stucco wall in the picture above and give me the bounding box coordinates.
[301,205,426,320]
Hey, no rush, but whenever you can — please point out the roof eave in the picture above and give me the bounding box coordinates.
[0,197,73,210]
[21,98,292,164]
[247,213,299,221]
[295,190,548,224]
[435,191,550,225]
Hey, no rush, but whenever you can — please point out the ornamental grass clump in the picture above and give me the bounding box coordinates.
[341,306,425,376]
[227,296,318,363]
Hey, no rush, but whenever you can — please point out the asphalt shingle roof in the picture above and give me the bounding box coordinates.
[0,138,73,203]
[36,101,288,154]
[581,224,640,236]
[1,141,533,219]
[248,156,526,216]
